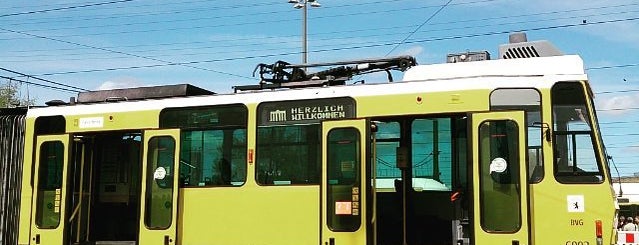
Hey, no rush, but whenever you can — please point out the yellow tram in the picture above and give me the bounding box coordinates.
[0,35,617,245]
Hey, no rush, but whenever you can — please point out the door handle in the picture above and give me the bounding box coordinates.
[324,238,336,245]
[512,240,519,245]
[164,235,172,245]
[32,234,40,244]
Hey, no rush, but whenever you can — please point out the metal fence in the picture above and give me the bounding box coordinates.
[0,112,25,245]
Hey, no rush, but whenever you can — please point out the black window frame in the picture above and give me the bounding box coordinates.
[551,82,605,184]
[254,97,356,186]
[477,119,522,233]
[159,104,248,188]
[489,88,544,183]
[326,127,362,232]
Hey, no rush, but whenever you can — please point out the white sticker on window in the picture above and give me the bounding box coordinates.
[489,157,508,173]
[154,167,167,180]
[567,195,585,212]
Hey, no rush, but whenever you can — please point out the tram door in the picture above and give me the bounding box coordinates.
[30,135,71,245]
[321,119,370,245]
[138,129,180,245]
[470,111,529,245]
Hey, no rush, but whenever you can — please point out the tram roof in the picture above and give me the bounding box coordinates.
[403,55,586,82]
[27,55,588,118]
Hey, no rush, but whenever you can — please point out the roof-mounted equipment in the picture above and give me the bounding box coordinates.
[447,51,490,63]
[499,32,563,59]
[76,84,214,104]
[234,55,416,92]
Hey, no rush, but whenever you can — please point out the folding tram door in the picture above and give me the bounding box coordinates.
[30,134,71,245]
[28,128,181,245]
[138,129,180,245]
[321,119,370,245]
[361,111,530,245]
[470,111,530,245]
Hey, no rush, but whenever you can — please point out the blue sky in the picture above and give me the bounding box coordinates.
[1,0,638,176]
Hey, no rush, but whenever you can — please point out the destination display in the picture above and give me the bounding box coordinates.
[258,97,356,126]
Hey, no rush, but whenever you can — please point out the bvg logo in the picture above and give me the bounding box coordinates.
[269,110,287,122]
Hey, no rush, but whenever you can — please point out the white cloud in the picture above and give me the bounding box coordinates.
[598,93,639,116]
[97,77,144,90]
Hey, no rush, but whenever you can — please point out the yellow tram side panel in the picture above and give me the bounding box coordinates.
[177,186,320,244]
[17,118,35,245]
[583,81,617,245]
[177,102,320,245]
[65,110,160,133]
[356,89,489,117]
[174,88,493,244]
[15,77,618,244]
[531,182,615,244]
[528,85,616,245]
[17,109,160,244]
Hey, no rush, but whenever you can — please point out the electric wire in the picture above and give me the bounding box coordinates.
[596,89,639,94]
[385,0,453,56]
[0,67,88,92]
[588,63,639,71]
[4,8,638,62]
[598,107,639,112]
[0,0,136,18]
[0,2,636,52]
[600,120,639,125]
[0,27,253,80]
[25,16,639,76]
[0,0,479,28]
[0,76,82,93]
[0,0,501,40]
[5,1,627,54]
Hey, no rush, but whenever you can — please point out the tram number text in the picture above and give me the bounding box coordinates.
[565,241,589,245]
[570,219,584,226]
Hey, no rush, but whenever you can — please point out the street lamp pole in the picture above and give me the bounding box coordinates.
[302,2,307,66]
[288,0,321,67]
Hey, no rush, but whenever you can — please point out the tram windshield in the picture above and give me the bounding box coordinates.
[552,82,604,183]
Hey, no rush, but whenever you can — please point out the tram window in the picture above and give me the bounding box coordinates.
[160,104,247,130]
[491,88,543,183]
[34,115,65,135]
[478,120,521,232]
[375,118,459,191]
[453,117,469,190]
[551,82,603,184]
[375,121,401,179]
[254,98,355,185]
[144,136,175,229]
[179,129,246,187]
[326,127,361,231]
[35,141,64,229]
[160,105,248,187]
[412,118,453,190]
[256,124,320,185]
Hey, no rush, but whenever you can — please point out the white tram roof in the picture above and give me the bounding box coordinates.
[27,55,588,118]
[403,55,586,81]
